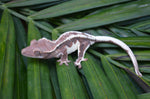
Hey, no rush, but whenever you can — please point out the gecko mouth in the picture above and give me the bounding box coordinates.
[22,53,44,58]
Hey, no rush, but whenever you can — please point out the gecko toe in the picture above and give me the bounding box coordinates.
[74,62,79,66]
[58,60,70,66]
[74,62,82,68]
[57,59,61,62]
[82,58,88,61]
[78,65,82,69]
[64,62,69,66]
[59,62,63,65]
[66,60,71,63]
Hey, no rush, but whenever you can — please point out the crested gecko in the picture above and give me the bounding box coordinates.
[21,31,142,77]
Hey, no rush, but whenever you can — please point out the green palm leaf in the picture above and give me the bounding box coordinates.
[0,0,150,99]
[14,17,27,99]
[82,53,118,98]
[27,20,53,99]
[30,0,130,19]
[56,0,150,32]
[27,20,42,99]
[56,57,88,99]
[0,9,15,99]
[5,0,57,7]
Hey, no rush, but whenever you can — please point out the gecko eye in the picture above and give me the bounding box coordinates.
[34,50,41,56]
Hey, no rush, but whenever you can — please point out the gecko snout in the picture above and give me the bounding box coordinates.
[21,48,32,57]
[21,48,26,55]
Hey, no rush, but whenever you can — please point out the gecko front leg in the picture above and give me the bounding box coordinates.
[74,40,91,68]
[57,48,70,66]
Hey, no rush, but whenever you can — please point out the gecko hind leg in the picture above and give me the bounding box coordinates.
[74,41,90,68]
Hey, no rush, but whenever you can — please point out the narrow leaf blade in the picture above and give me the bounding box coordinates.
[27,20,42,99]
[30,0,130,19]
[82,53,118,99]
[0,10,16,99]
[6,0,57,7]
[56,0,150,32]
[56,56,88,99]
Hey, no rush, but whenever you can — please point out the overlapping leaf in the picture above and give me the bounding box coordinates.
[14,45,27,99]
[56,0,150,32]
[81,53,118,99]
[0,0,150,98]
[30,0,130,19]
[5,0,58,7]
[107,50,150,61]
[27,21,53,99]
[56,56,88,99]
[0,10,9,91]
[0,10,16,99]
[14,17,27,99]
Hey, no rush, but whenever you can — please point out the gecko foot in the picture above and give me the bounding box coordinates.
[82,58,88,61]
[57,59,71,66]
[74,62,82,69]
[74,58,88,69]
[74,58,88,65]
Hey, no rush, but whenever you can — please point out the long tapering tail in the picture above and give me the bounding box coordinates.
[95,36,142,77]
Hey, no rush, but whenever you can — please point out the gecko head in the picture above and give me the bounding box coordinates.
[21,38,56,59]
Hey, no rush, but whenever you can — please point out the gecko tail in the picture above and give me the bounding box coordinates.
[95,36,142,77]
